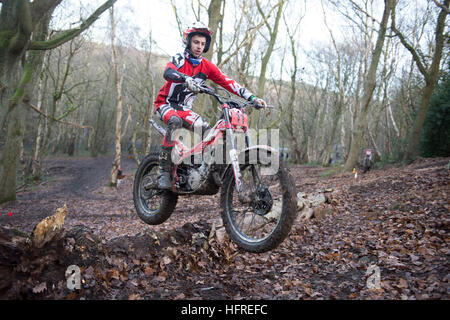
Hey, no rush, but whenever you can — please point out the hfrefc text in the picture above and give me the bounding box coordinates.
[224,304,268,315]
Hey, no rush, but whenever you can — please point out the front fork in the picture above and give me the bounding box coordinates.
[224,109,261,200]
[224,110,243,193]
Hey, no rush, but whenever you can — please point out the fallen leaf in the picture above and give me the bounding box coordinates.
[32,282,47,294]
[174,293,185,300]
[107,269,120,281]
[144,266,155,276]
[397,278,408,289]
[162,256,171,265]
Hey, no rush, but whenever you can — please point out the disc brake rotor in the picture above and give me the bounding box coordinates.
[250,185,273,215]
[141,174,157,199]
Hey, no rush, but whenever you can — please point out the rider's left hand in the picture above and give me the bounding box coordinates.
[251,96,267,109]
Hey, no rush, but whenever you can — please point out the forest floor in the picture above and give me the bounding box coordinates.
[0,155,448,300]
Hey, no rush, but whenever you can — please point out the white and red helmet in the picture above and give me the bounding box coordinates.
[182,22,212,53]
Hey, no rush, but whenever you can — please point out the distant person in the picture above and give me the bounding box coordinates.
[117,166,125,179]
[154,22,267,189]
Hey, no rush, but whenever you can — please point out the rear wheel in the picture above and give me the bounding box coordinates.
[133,153,178,225]
[220,150,297,252]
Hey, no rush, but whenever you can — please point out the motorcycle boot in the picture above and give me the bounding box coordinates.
[158,115,182,190]
[157,145,173,190]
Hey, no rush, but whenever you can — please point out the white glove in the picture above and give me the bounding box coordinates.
[185,77,200,93]
[251,96,267,109]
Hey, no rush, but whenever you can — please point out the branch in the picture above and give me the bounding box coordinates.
[170,0,184,38]
[8,0,34,53]
[428,0,450,81]
[26,101,93,131]
[390,6,429,79]
[432,0,450,14]
[348,0,380,25]
[327,0,374,35]
[255,0,273,34]
[28,0,117,50]
[219,19,266,67]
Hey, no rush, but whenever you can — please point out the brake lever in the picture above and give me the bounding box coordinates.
[250,104,274,116]
[250,104,275,110]
[199,85,215,94]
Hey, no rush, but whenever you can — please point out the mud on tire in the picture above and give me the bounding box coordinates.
[220,150,298,253]
[133,153,178,225]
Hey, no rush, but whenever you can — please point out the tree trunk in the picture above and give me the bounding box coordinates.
[344,0,393,171]
[250,0,285,127]
[109,6,123,187]
[404,83,436,161]
[0,102,27,202]
[401,0,449,162]
[256,0,285,97]
[131,124,140,165]
[0,9,53,202]
[31,51,49,179]
[0,0,117,203]
[322,101,343,166]
[204,0,223,61]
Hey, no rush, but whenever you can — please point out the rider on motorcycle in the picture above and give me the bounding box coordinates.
[154,22,267,190]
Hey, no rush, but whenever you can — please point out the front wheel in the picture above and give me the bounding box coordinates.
[133,153,178,225]
[220,150,298,252]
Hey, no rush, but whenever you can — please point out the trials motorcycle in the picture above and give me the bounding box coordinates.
[133,85,298,253]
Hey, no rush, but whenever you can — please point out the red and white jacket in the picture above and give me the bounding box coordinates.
[154,52,254,111]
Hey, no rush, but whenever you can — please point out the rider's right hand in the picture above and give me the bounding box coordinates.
[185,77,200,93]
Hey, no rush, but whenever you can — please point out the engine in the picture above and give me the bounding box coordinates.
[187,166,206,191]
[175,162,223,195]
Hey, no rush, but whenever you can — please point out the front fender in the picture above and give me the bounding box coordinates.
[238,145,279,158]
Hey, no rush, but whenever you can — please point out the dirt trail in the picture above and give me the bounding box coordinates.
[18,155,137,200]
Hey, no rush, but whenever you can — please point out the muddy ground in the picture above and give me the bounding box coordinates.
[0,155,448,300]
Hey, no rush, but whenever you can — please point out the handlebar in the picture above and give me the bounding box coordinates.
[192,84,273,110]
[197,84,226,104]
[182,82,275,110]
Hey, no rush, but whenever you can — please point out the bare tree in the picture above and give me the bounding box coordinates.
[255,0,285,97]
[344,0,394,171]
[391,0,449,162]
[281,2,304,163]
[204,0,225,61]
[320,0,347,165]
[32,37,84,178]
[109,5,124,187]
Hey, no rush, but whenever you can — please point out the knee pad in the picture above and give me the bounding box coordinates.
[167,115,182,129]
[164,116,182,147]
